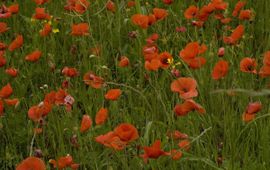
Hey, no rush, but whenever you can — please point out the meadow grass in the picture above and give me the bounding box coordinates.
[1,0,270,169]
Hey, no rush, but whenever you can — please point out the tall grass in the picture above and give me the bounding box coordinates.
[1,0,270,169]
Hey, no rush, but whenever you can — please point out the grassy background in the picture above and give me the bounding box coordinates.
[1,0,270,169]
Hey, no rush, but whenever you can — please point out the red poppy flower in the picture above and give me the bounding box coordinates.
[187,57,207,69]
[153,8,168,20]
[64,0,90,14]
[8,35,23,51]
[127,1,135,8]
[0,55,6,67]
[140,140,170,163]
[95,131,127,150]
[178,139,191,151]
[5,68,18,77]
[184,5,198,19]
[239,10,252,20]
[33,0,49,5]
[83,72,104,89]
[32,8,51,20]
[145,59,161,71]
[25,50,42,62]
[212,60,229,80]
[49,154,78,170]
[223,25,244,45]
[147,14,157,26]
[104,89,122,100]
[170,149,182,160]
[131,14,149,29]
[114,123,139,142]
[179,42,207,69]
[40,23,51,37]
[242,102,262,122]
[232,1,246,17]
[263,51,270,66]
[167,130,188,140]
[28,105,43,122]
[54,89,74,111]
[159,52,173,69]
[240,57,257,74]
[106,1,116,12]
[108,136,128,150]
[80,115,92,132]
[174,99,205,116]
[75,0,90,14]
[0,22,9,34]
[62,67,78,77]
[163,0,173,5]
[197,4,215,21]
[4,98,19,106]
[118,56,130,67]
[8,4,19,14]
[28,102,52,121]
[71,23,89,36]
[0,83,13,99]
[170,77,198,99]
[44,91,56,104]
[211,0,228,11]
[146,33,159,44]
[95,108,108,125]
[259,66,270,78]
[95,131,116,147]
[143,44,159,61]
[16,157,46,170]
[0,5,12,18]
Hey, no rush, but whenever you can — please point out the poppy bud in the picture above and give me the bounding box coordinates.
[128,31,137,39]
[171,68,180,77]
[34,149,43,158]
[218,47,225,57]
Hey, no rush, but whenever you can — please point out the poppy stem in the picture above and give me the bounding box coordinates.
[29,130,37,156]
[29,124,38,156]
[134,0,141,14]
[190,127,212,144]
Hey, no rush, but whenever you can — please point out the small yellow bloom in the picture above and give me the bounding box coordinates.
[167,58,174,65]
[52,28,60,33]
